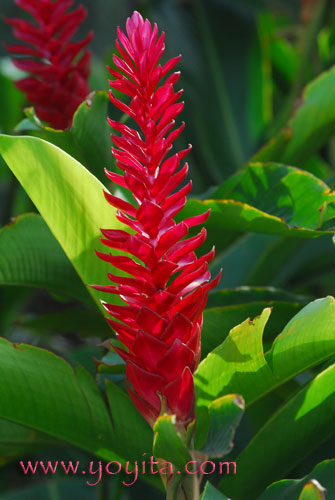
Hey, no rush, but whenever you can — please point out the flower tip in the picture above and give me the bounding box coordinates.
[126,10,144,34]
[132,10,143,19]
[216,268,224,283]
[101,300,110,312]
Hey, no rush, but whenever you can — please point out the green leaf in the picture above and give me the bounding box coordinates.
[180,163,335,254]
[18,92,112,184]
[0,419,56,465]
[253,65,335,166]
[197,297,335,414]
[202,481,229,500]
[212,163,335,230]
[19,307,111,338]
[0,338,152,464]
[244,232,335,292]
[219,365,335,499]
[202,300,302,358]
[245,236,306,286]
[71,91,113,182]
[200,394,244,458]
[153,415,192,471]
[259,460,335,500]
[268,296,335,381]
[195,308,275,410]
[0,134,124,312]
[0,213,92,305]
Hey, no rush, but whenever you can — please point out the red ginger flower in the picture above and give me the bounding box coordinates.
[93,11,221,427]
[5,0,93,130]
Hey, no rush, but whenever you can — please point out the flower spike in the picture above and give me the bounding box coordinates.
[5,0,93,130]
[95,11,221,427]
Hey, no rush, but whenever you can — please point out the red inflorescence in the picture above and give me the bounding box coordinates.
[5,0,93,130]
[93,11,221,427]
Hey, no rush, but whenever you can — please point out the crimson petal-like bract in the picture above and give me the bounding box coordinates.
[5,0,93,130]
[94,11,221,427]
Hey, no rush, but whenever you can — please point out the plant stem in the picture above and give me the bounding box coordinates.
[166,472,200,500]
[166,475,183,500]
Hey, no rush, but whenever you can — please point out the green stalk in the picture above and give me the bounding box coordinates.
[166,472,200,500]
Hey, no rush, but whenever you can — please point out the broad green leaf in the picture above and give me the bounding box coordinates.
[195,308,275,410]
[245,236,306,286]
[244,232,335,292]
[0,134,124,312]
[202,481,229,500]
[0,338,152,464]
[67,345,103,377]
[202,300,302,358]
[298,481,326,500]
[71,91,112,182]
[259,460,335,500]
[19,307,111,339]
[19,107,83,165]
[212,163,335,230]
[18,92,112,183]
[268,296,335,381]
[219,365,335,499]
[253,65,335,166]
[0,213,92,305]
[0,419,56,465]
[200,394,244,458]
[104,378,154,455]
[211,234,277,289]
[180,163,335,254]
[197,297,335,414]
[153,415,192,471]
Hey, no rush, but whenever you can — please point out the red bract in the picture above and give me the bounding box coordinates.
[5,0,93,130]
[93,11,221,427]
